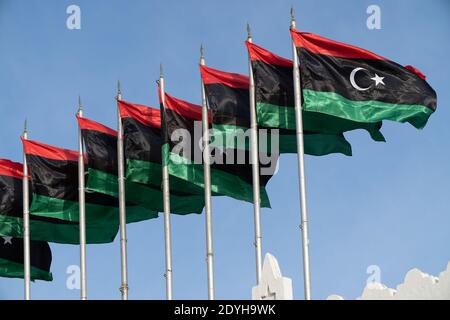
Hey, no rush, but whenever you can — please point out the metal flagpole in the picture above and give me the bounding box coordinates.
[246,24,263,284]
[290,7,312,300]
[200,45,215,300]
[22,119,30,300]
[77,96,87,300]
[117,80,129,300]
[159,65,173,300]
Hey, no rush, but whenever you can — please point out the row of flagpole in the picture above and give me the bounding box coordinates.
[22,121,30,300]
[20,8,311,300]
[77,98,88,300]
[200,46,215,300]
[291,8,312,300]
[159,66,174,300]
[117,82,130,300]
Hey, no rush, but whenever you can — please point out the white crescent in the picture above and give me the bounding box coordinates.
[350,67,371,91]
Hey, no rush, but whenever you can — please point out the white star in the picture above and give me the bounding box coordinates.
[2,236,12,245]
[371,73,385,86]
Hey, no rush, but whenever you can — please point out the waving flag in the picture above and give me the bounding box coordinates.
[0,237,52,281]
[200,65,281,207]
[160,90,273,206]
[77,116,157,222]
[246,41,385,148]
[201,64,353,158]
[118,100,204,214]
[0,159,94,244]
[22,140,119,244]
[290,30,437,129]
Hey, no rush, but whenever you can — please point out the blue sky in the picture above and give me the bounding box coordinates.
[0,0,449,300]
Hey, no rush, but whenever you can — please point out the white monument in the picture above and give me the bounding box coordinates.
[252,253,293,300]
[328,262,450,300]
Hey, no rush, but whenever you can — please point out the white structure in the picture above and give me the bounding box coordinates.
[328,262,450,300]
[252,253,293,300]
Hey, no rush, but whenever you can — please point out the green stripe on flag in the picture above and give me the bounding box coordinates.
[126,159,162,187]
[302,89,433,129]
[162,143,170,167]
[86,168,158,223]
[278,133,352,156]
[168,152,271,208]
[210,124,251,151]
[125,160,204,214]
[257,101,385,142]
[126,159,204,195]
[0,214,116,244]
[0,257,53,281]
[30,194,118,224]
[86,168,119,198]
[256,102,296,130]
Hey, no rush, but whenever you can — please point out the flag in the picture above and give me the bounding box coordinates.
[246,40,386,153]
[160,90,269,206]
[0,236,52,281]
[77,116,158,223]
[290,30,437,129]
[200,65,282,207]
[118,99,204,214]
[22,139,119,244]
[0,159,90,244]
[201,66,352,156]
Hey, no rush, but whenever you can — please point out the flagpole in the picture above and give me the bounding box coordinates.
[290,7,312,300]
[246,24,263,284]
[77,96,87,300]
[200,45,215,300]
[159,65,173,300]
[22,119,31,300]
[117,80,129,300]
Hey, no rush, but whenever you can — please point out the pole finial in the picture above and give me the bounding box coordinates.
[160,63,163,78]
[246,23,252,40]
[24,118,27,134]
[117,80,121,96]
[291,6,295,21]
[200,44,204,59]
[78,95,83,113]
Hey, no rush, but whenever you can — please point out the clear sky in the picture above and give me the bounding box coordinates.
[0,0,449,300]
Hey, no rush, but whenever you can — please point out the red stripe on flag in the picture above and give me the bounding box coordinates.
[290,29,386,61]
[22,139,79,162]
[405,65,426,80]
[200,65,249,89]
[165,93,210,122]
[245,41,293,67]
[0,159,23,179]
[118,99,161,129]
[76,116,117,137]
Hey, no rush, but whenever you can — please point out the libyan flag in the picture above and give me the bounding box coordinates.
[245,40,386,153]
[290,29,437,128]
[200,64,353,158]
[159,89,274,207]
[0,159,94,245]
[118,99,205,214]
[21,139,120,244]
[0,236,52,281]
[77,115,158,223]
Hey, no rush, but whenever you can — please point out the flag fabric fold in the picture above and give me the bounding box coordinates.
[0,236,52,281]
[21,140,119,244]
[0,159,93,244]
[290,29,437,129]
[77,115,157,223]
[200,65,280,207]
[118,99,205,214]
[246,40,386,150]
[201,64,353,158]
[160,89,270,206]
